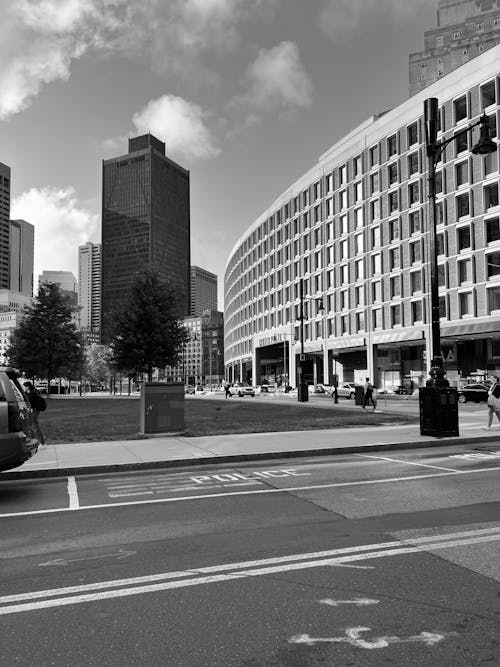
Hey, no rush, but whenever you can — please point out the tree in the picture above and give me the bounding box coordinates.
[109,270,189,381]
[83,343,112,390]
[7,282,84,392]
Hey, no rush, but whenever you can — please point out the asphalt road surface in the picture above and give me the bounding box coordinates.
[1,443,499,666]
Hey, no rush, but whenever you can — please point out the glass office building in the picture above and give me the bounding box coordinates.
[101,134,190,340]
[224,46,500,392]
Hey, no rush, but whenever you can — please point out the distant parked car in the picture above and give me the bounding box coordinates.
[185,385,195,394]
[0,367,39,472]
[457,383,489,403]
[229,382,255,397]
[308,384,326,394]
[336,382,359,399]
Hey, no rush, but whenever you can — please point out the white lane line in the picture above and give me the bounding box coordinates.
[355,453,459,472]
[0,532,499,615]
[66,477,79,510]
[1,466,499,519]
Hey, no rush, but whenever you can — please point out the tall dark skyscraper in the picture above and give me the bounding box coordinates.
[101,134,190,340]
[0,162,11,290]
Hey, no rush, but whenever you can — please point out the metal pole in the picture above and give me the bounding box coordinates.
[298,278,308,402]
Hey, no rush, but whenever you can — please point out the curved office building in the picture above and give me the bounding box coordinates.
[224,46,500,392]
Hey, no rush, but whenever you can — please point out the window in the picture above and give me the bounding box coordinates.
[389,247,400,270]
[354,207,363,228]
[407,122,418,146]
[314,181,321,200]
[484,151,497,177]
[369,145,378,167]
[435,171,443,194]
[340,289,348,310]
[487,285,500,313]
[340,239,348,259]
[486,217,500,243]
[370,199,381,221]
[411,301,423,323]
[487,251,500,279]
[389,218,400,241]
[454,96,467,123]
[458,258,473,284]
[387,134,397,157]
[339,214,348,236]
[439,295,447,319]
[354,155,362,176]
[459,291,473,317]
[388,162,398,186]
[339,164,347,185]
[372,280,382,303]
[370,172,379,194]
[457,225,471,251]
[341,314,349,335]
[455,130,468,154]
[485,182,499,210]
[341,264,349,284]
[409,210,421,234]
[408,152,419,176]
[372,309,383,330]
[355,233,364,253]
[455,161,468,187]
[409,182,420,206]
[438,263,447,288]
[326,198,334,218]
[340,189,348,210]
[390,275,401,298]
[372,253,382,275]
[303,189,310,207]
[391,304,401,326]
[371,226,381,248]
[410,240,422,263]
[355,285,364,306]
[437,232,445,256]
[354,181,363,202]
[355,259,364,281]
[456,192,470,218]
[389,191,399,213]
[411,270,422,293]
[326,173,333,193]
[356,311,365,331]
[481,80,496,109]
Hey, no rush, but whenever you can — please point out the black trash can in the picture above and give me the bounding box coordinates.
[419,386,459,437]
[355,385,364,406]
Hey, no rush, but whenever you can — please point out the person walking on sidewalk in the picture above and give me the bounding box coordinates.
[224,381,231,399]
[485,376,500,430]
[23,381,46,444]
[362,378,376,411]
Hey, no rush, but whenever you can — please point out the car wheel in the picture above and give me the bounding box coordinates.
[349,392,355,399]
[458,394,466,403]
[238,391,243,397]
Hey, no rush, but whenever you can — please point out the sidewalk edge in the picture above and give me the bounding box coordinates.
[2,435,497,480]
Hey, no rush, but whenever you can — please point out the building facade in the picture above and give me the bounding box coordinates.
[10,219,34,297]
[101,133,191,341]
[78,242,101,338]
[410,0,500,96]
[190,265,218,316]
[224,46,500,392]
[0,162,11,290]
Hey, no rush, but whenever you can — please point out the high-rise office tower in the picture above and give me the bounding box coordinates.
[101,133,190,341]
[0,162,11,290]
[39,270,78,304]
[78,242,101,334]
[10,219,34,297]
[409,0,500,96]
[190,266,217,316]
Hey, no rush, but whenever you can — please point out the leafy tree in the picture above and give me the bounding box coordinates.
[109,270,189,381]
[7,282,84,392]
[83,343,112,389]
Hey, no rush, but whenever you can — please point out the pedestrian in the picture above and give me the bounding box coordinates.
[224,381,231,399]
[362,378,376,411]
[23,381,46,445]
[485,376,500,430]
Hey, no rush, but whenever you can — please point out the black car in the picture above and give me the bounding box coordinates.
[457,383,489,403]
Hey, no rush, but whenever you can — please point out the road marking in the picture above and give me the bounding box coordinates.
[39,549,136,567]
[0,466,498,518]
[0,527,498,615]
[320,598,379,607]
[289,627,452,649]
[67,476,79,510]
[355,453,458,472]
[450,451,500,460]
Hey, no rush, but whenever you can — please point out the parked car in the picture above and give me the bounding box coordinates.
[0,367,39,472]
[336,382,359,399]
[185,385,195,394]
[308,384,326,394]
[457,383,489,403]
[229,381,255,397]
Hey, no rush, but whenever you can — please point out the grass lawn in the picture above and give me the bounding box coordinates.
[40,396,418,444]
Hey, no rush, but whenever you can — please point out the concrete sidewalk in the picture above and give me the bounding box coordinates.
[2,416,498,479]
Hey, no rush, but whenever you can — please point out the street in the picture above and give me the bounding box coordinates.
[0,443,499,666]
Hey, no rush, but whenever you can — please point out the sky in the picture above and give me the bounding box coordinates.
[0,0,438,309]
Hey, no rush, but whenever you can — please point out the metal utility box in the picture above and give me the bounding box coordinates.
[355,385,364,406]
[140,383,184,435]
[419,386,459,437]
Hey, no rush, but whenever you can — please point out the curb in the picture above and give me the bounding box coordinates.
[2,434,498,480]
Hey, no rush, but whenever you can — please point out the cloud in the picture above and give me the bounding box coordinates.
[317,0,433,41]
[0,0,278,120]
[11,186,99,284]
[128,94,219,163]
[229,41,313,131]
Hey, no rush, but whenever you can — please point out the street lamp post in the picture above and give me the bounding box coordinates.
[420,97,496,436]
[297,278,308,402]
